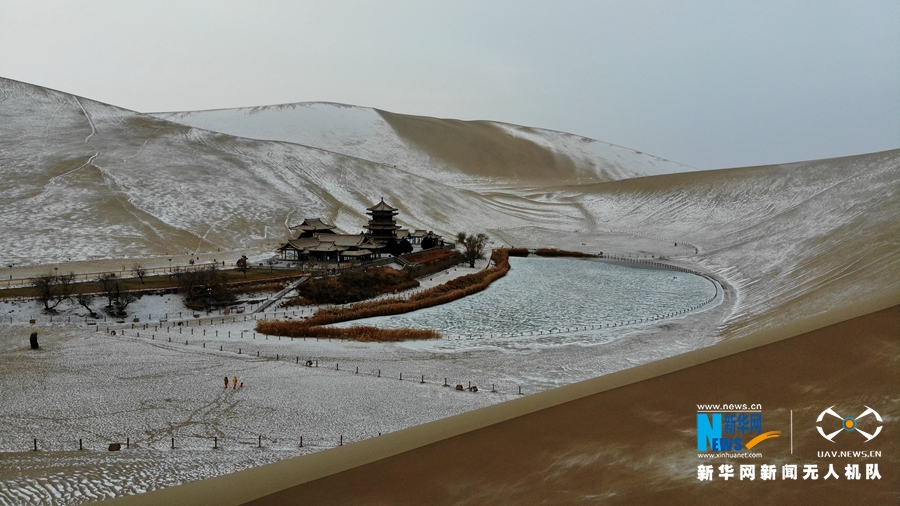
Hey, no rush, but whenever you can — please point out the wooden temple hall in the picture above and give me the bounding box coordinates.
[277,199,442,266]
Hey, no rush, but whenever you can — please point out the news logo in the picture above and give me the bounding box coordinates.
[816,406,883,443]
[697,404,780,452]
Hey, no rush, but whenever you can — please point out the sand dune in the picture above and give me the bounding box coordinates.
[2,76,898,504]
[4,78,897,344]
[563,152,900,339]
[1,78,599,264]
[98,304,899,506]
[151,101,693,186]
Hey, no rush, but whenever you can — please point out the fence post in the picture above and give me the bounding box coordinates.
[171,437,175,449]
[258,435,262,448]
[79,438,83,450]
[214,437,218,449]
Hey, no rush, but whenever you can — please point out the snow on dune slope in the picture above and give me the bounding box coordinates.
[557,150,900,339]
[2,76,897,344]
[150,102,694,187]
[0,78,587,264]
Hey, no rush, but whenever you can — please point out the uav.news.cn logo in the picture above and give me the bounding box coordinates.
[816,406,883,443]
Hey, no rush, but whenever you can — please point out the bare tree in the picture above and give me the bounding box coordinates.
[176,265,234,312]
[457,232,489,268]
[113,289,137,316]
[32,273,58,311]
[32,271,76,311]
[95,272,138,315]
[76,293,97,317]
[132,263,147,284]
[98,273,118,308]
[57,272,76,300]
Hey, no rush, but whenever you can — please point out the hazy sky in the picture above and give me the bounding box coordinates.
[1,1,897,170]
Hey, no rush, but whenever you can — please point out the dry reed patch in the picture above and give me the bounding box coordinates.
[231,281,286,295]
[534,248,597,258]
[305,249,510,326]
[405,248,457,264]
[289,267,419,306]
[255,320,440,342]
[256,250,514,340]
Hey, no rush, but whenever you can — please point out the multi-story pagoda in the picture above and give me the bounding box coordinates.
[365,198,401,243]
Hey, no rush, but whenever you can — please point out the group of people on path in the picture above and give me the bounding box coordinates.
[224,376,244,389]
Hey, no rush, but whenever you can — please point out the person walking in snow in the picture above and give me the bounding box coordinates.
[224,376,229,389]
[232,376,238,389]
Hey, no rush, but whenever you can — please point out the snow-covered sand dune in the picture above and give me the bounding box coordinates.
[2,77,647,265]
[150,102,694,185]
[2,73,898,345]
[570,152,900,339]
[1,76,898,504]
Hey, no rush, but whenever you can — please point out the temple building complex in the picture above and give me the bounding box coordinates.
[277,198,443,268]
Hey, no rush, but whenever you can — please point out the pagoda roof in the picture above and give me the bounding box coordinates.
[281,234,380,253]
[281,238,320,250]
[290,218,336,231]
[316,234,379,248]
[366,198,398,212]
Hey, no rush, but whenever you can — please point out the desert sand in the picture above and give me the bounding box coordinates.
[2,77,898,505]
[99,298,898,505]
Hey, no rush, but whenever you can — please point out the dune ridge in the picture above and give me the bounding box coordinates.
[3,75,898,343]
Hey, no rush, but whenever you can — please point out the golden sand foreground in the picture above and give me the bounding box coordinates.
[101,296,898,505]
